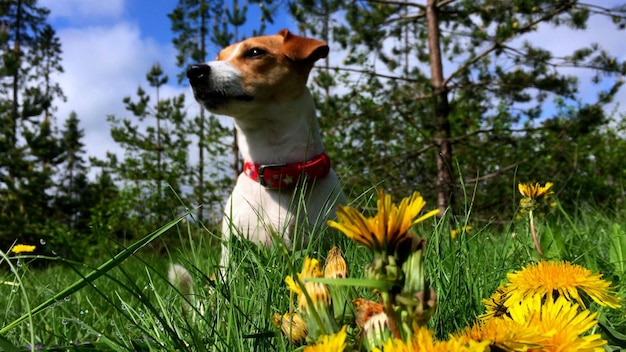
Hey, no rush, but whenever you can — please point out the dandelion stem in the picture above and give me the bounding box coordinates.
[381,291,402,339]
[529,210,543,255]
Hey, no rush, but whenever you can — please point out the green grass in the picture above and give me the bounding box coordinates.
[1,198,625,351]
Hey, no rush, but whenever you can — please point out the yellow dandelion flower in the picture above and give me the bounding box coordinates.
[504,260,621,309]
[298,281,331,313]
[363,312,390,348]
[302,257,323,279]
[10,244,36,254]
[304,325,348,352]
[479,284,509,322]
[354,298,384,329]
[438,334,491,352]
[454,317,544,351]
[518,182,553,211]
[324,246,348,279]
[450,226,472,240]
[328,190,438,256]
[508,294,606,351]
[285,257,331,313]
[518,182,553,199]
[376,325,490,352]
[272,312,308,345]
[374,325,436,352]
[286,257,324,295]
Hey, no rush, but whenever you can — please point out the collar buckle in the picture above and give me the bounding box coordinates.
[257,163,287,187]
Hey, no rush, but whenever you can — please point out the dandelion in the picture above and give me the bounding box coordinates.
[518,182,553,208]
[506,294,607,351]
[328,190,438,258]
[303,325,348,352]
[285,257,338,336]
[533,296,606,351]
[285,257,327,312]
[10,244,36,254]
[517,182,554,255]
[354,298,384,329]
[450,226,472,240]
[272,312,308,345]
[323,246,355,321]
[363,312,390,349]
[375,325,491,352]
[479,284,509,321]
[324,246,348,279]
[454,317,544,352]
[504,260,621,309]
[286,257,323,294]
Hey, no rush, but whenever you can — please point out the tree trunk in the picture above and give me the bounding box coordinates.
[232,25,241,182]
[197,0,207,222]
[9,0,24,182]
[426,0,454,215]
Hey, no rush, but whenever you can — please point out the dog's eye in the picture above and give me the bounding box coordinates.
[244,48,267,58]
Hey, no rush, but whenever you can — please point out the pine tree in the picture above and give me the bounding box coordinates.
[103,63,189,230]
[289,0,626,217]
[55,112,88,230]
[0,0,66,248]
[168,0,277,222]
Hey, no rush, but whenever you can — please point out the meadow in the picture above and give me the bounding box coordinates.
[1,186,625,351]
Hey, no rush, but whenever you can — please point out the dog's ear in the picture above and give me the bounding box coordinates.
[279,29,329,63]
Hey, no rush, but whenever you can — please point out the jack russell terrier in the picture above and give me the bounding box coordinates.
[187,29,345,267]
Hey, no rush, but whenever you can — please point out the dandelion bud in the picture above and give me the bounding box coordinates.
[272,312,308,345]
[300,282,340,341]
[401,248,425,294]
[299,282,331,313]
[362,312,390,349]
[518,182,554,212]
[354,298,384,329]
[324,246,348,279]
[325,246,355,322]
[10,244,36,254]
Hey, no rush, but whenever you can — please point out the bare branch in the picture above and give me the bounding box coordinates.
[382,12,426,25]
[464,161,526,184]
[449,126,546,144]
[362,0,426,10]
[443,2,574,87]
[442,43,499,88]
[436,0,457,8]
[579,2,626,18]
[318,65,421,83]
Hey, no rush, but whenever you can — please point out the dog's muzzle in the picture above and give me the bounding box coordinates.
[187,64,210,86]
[187,63,253,110]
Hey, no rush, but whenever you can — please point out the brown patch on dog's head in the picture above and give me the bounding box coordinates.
[218,30,328,103]
[278,29,329,65]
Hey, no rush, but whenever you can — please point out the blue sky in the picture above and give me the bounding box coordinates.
[38,0,296,162]
[36,0,626,166]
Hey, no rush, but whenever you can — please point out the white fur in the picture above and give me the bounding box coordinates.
[188,33,345,269]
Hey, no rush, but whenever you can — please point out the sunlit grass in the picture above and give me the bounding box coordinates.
[1,192,625,351]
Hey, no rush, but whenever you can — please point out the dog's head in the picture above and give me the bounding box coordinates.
[187,29,328,115]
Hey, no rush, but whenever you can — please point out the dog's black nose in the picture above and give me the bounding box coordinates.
[187,64,210,83]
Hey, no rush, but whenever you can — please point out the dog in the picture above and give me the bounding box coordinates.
[187,29,345,267]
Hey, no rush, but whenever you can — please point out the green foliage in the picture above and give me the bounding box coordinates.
[291,0,626,220]
[1,198,624,350]
[168,0,278,223]
[97,63,190,232]
[0,0,68,252]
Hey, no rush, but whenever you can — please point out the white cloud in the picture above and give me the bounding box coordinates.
[511,10,626,118]
[51,21,190,163]
[40,0,125,22]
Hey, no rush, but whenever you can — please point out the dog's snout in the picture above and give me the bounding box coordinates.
[187,64,211,83]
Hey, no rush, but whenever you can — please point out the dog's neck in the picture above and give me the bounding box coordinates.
[233,89,324,165]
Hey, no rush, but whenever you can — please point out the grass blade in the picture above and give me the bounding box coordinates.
[0,211,191,335]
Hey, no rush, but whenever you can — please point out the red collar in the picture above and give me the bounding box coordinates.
[243,152,331,189]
